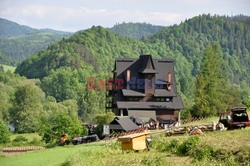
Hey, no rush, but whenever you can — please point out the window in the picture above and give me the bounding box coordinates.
[128,97,141,101]
[156,98,161,102]
[126,70,130,89]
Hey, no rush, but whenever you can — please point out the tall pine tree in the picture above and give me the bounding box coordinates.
[194,44,229,117]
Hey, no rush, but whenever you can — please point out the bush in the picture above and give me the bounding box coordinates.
[193,145,219,161]
[29,137,42,146]
[39,113,84,143]
[177,136,200,155]
[94,112,115,139]
[0,120,10,143]
[165,139,180,153]
[13,135,28,142]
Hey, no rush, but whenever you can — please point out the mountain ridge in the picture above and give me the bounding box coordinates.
[0,18,72,37]
[0,18,72,65]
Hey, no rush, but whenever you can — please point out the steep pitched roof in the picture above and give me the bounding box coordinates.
[109,116,140,132]
[139,55,158,73]
[113,55,183,110]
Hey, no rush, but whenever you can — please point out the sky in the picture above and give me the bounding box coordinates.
[0,0,249,32]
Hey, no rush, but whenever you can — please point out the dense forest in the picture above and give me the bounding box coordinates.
[110,22,164,39]
[0,15,250,137]
[0,32,71,64]
[0,18,71,65]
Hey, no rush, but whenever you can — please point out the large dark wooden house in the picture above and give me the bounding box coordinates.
[106,55,184,126]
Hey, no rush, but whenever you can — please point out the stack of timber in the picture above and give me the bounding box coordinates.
[166,123,216,136]
[1,146,44,156]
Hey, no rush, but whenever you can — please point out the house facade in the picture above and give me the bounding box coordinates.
[106,55,184,126]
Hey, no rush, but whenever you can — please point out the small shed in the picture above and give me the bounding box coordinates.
[117,132,150,151]
[109,116,139,132]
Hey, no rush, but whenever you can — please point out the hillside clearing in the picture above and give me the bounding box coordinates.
[1,64,16,72]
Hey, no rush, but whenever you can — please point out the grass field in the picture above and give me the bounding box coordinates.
[1,127,249,166]
[1,64,16,72]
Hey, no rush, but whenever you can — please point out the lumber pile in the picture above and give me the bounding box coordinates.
[165,123,216,136]
[1,146,44,156]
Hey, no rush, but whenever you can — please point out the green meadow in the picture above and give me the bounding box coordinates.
[1,127,249,166]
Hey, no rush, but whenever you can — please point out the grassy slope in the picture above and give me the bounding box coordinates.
[1,127,250,166]
[0,141,192,166]
[182,116,219,126]
[1,64,16,73]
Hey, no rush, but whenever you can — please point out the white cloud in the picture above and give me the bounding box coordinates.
[0,5,182,31]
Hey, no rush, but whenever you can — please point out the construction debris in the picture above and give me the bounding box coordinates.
[165,123,216,136]
[189,127,203,135]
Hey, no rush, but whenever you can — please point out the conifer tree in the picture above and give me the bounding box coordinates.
[194,44,228,116]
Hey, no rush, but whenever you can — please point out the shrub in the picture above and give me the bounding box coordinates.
[29,137,42,146]
[0,120,10,143]
[193,145,219,161]
[165,139,180,153]
[39,113,84,143]
[13,135,28,142]
[177,136,200,155]
[94,112,115,138]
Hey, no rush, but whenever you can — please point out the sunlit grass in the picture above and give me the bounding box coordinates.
[1,128,249,166]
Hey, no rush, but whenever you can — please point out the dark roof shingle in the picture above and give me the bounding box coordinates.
[109,116,139,132]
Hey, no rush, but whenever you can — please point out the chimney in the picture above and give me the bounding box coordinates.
[168,72,172,90]
[127,70,130,89]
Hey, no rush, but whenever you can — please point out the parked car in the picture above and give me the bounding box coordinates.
[72,134,99,145]
[219,107,250,129]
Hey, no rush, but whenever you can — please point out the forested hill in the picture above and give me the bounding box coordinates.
[0,32,71,65]
[0,18,37,37]
[16,14,250,101]
[145,14,250,86]
[0,18,71,37]
[0,18,72,65]
[110,22,164,39]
